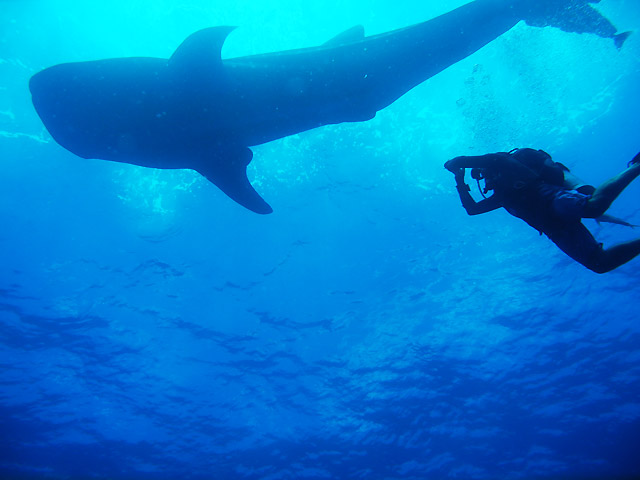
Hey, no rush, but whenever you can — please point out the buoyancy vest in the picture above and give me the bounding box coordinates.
[508,148,565,187]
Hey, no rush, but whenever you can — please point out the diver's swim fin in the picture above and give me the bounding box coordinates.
[595,214,637,228]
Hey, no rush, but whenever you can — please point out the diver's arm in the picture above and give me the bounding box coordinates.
[446,153,539,184]
[454,177,502,215]
[445,153,509,171]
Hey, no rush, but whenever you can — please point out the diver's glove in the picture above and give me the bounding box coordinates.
[444,158,464,173]
[628,152,640,168]
[444,160,455,172]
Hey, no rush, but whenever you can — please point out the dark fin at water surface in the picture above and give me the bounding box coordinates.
[614,31,632,50]
[323,25,365,46]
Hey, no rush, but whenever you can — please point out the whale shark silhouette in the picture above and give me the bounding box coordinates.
[29,0,629,214]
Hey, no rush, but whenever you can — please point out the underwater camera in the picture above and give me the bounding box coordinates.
[470,167,490,197]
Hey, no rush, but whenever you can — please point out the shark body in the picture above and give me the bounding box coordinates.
[29,0,628,213]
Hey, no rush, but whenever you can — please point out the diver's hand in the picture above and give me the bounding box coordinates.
[628,152,640,168]
[444,159,459,172]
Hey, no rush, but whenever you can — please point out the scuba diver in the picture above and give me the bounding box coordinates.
[444,149,640,273]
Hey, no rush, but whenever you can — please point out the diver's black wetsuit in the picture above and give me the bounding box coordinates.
[445,149,640,273]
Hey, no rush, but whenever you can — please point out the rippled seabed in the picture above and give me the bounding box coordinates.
[1,0,640,479]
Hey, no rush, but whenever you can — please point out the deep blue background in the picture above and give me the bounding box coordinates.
[2,1,640,479]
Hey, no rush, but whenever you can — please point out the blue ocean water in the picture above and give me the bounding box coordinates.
[2,0,640,479]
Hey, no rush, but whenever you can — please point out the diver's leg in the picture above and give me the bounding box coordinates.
[548,223,602,271]
[593,238,640,274]
[583,161,640,218]
[547,222,640,273]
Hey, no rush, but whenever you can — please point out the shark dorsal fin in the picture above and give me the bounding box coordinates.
[323,25,365,46]
[169,26,236,73]
[195,147,273,214]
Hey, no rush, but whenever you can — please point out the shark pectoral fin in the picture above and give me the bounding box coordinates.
[169,26,236,75]
[322,25,365,46]
[196,148,273,215]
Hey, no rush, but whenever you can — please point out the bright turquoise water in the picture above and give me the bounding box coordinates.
[1,1,640,479]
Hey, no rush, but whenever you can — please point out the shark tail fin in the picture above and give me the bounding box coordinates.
[522,0,629,49]
[614,31,632,50]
